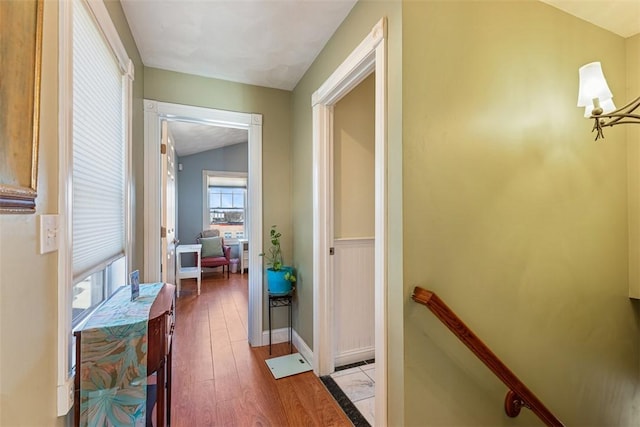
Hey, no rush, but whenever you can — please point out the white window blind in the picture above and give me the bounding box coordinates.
[72,0,125,281]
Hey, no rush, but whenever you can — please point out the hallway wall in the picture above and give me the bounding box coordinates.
[176,143,248,249]
[0,2,60,424]
[627,33,640,299]
[403,1,638,425]
[333,73,375,239]
[291,0,404,423]
[0,0,144,424]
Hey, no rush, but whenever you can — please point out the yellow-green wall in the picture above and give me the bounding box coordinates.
[0,1,59,424]
[143,68,293,329]
[291,0,404,423]
[333,73,375,238]
[628,33,640,299]
[0,0,144,424]
[403,1,638,425]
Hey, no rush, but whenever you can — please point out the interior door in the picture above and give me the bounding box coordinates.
[161,120,177,285]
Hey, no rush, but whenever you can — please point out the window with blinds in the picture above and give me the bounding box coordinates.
[69,0,130,323]
[58,0,133,411]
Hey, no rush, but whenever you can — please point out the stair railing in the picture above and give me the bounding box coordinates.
[412,286,564,427]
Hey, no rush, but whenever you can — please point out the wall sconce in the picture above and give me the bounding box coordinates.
[578,61,640,140]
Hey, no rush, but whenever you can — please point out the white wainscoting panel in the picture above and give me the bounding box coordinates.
[334,238,375,366]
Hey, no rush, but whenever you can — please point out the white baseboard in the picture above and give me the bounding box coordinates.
[261,327,291,347]
[335,346,375,367]
[261,327,314,367]
[260,329,371,370]
[292,329,313,365]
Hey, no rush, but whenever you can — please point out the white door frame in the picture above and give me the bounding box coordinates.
[312,18,387,425]
[143,100,264,347]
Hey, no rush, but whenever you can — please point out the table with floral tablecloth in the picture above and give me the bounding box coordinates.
[77,283,164,426]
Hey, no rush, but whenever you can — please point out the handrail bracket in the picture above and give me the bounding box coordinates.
[505,390,528,417]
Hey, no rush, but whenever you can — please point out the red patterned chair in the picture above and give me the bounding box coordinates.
[197,230,231,278]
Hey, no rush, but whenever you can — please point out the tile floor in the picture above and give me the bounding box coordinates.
[330,362,376,426]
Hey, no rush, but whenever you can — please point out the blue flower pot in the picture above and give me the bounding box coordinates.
[267,266,293,295]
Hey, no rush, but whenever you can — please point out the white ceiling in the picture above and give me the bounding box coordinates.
[168,121,247,157]
[541,0,640,38]
[122,0,639,93]
[120,0,358,91]
[124,0,638,154]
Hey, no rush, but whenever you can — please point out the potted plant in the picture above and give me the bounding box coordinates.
[260,225,296,295]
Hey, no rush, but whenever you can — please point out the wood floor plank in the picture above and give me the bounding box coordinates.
[230,340,290,424]
[172,273,351,426]
[194,380,216,426]
[170,363,196,426]
[222,299,247,342]
[207,299,227,330]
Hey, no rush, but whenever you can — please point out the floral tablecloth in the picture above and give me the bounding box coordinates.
[78,282,164,426]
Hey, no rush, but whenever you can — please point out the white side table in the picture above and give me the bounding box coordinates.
[176,244,202,296]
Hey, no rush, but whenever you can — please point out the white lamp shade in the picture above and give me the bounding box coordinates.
[577,62,614,113]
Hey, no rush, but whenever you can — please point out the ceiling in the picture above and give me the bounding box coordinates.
[541,0,640,38]
[120,0,357,91]
[123,0,638,155]
[121,0,639,92]
[168,121,247,157]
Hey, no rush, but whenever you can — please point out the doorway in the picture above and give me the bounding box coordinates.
[143,101,264,347]
[312,18,388,425]
[332,73,376,368]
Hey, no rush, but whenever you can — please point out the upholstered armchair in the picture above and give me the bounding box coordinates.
[197,230,231,278]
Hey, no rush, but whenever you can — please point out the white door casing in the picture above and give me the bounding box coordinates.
[144,101,264,346]
[312,18,388,426]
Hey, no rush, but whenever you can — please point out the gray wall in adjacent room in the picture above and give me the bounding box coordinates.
[177,142,248,253]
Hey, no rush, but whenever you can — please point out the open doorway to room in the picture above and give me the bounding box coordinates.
[144,101,264,347]
[166,119,248,283]
[320,72,376,426]
[331,73,376,369]
[312,18,387,426]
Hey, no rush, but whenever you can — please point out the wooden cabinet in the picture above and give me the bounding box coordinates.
[73,283,175,426]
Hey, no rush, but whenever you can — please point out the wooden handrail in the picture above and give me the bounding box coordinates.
[412,286,564,427]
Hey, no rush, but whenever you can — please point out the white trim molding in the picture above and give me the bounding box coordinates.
[262,328,314,366]
[143,101,264,346]
[57,0,73,414]
[312,17,388,426]
[335,347,376,368]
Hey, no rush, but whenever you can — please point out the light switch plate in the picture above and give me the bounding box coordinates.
[39,214,59,254]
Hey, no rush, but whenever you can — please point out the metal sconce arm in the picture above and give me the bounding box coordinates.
[590,96,640,140]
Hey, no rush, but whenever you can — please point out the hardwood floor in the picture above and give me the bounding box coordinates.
[170,272,352,426]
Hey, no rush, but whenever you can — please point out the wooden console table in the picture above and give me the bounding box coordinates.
[73,282,175,426]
